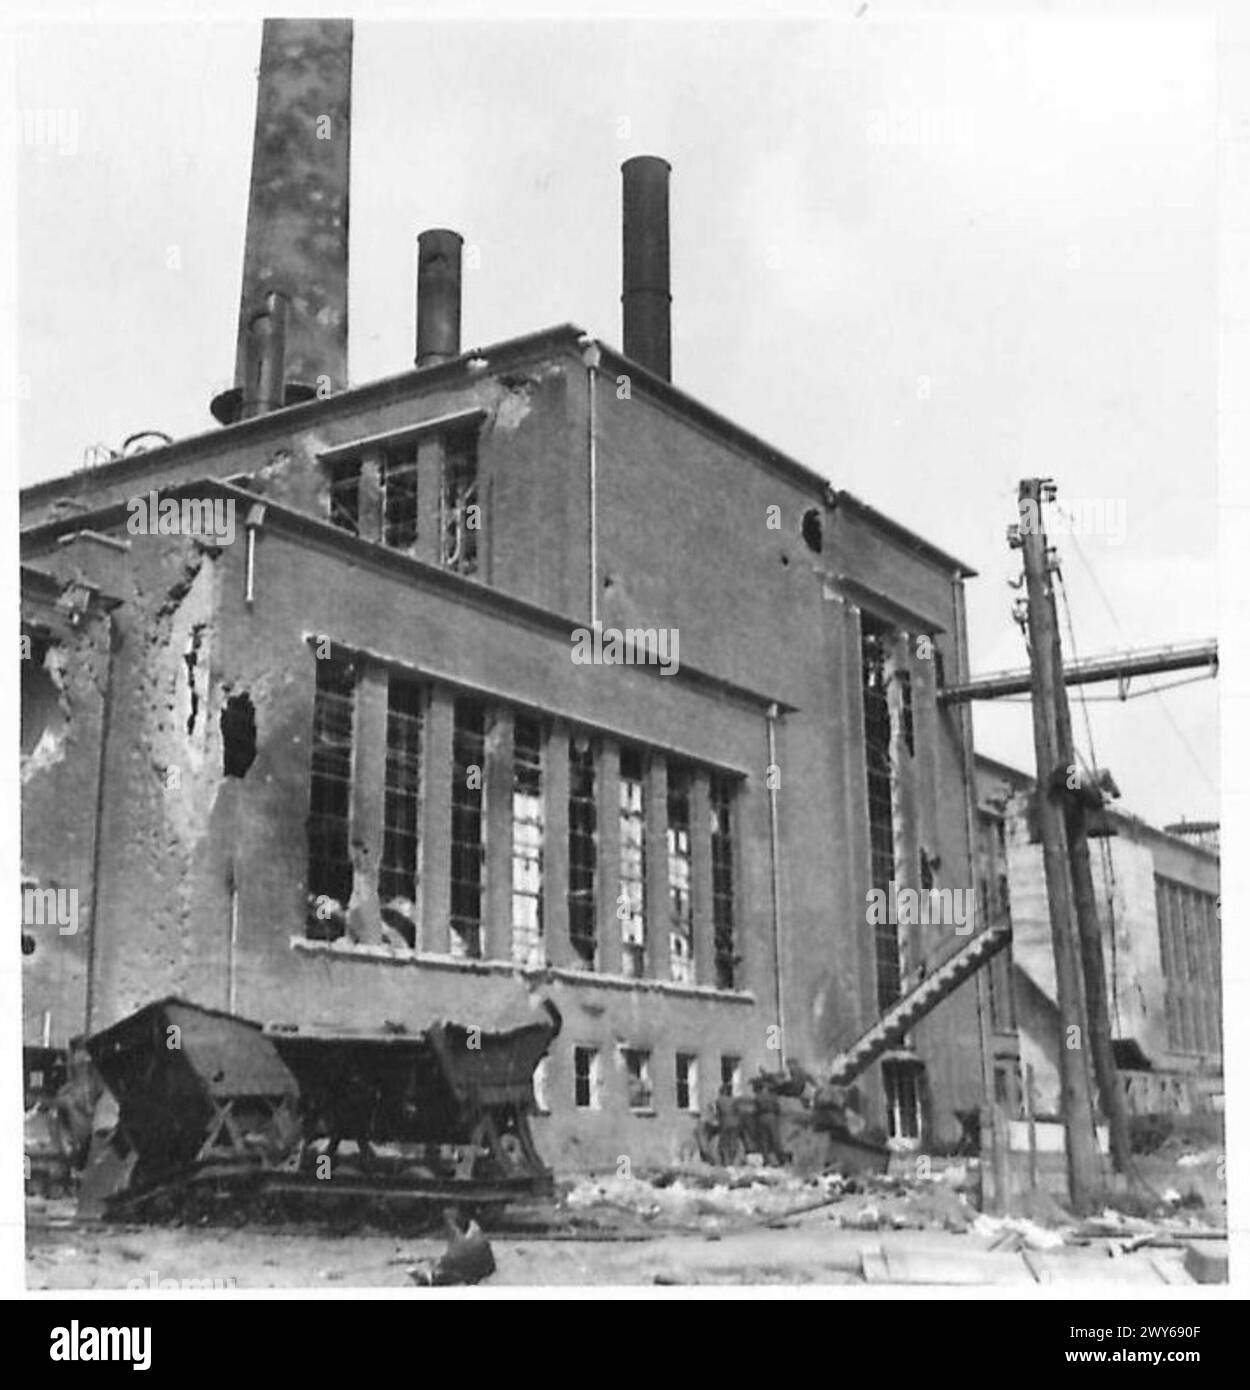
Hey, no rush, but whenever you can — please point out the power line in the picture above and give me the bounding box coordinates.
[1055,563,1123,1035]
[1064,529,1217,796]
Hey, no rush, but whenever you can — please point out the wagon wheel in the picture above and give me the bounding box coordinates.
[496,1131,528,1177]
[503,1109,545,1176]
[477,1109,538,1179]
[464,1117,496,1179]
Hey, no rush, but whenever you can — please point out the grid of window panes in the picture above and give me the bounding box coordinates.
[511,714,545,967]
[568,738,598,968]
[378,675,422,928]
[667,767,694,984]
[450,698,487,958]
[618,748,647,977]
[307,654,356,934]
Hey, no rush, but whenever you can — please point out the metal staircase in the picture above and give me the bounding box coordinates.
[827,922,1012,1085]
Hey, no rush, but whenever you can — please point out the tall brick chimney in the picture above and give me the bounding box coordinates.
[212,19,353,423]
[621,155,672,381]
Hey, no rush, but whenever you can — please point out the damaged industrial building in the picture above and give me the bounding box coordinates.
[20,18,1222,1219]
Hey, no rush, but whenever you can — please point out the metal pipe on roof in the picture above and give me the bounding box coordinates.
[621,156,672,381]
[415,229,464,367]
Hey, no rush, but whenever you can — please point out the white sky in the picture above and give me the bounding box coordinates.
[13,8,1220,826]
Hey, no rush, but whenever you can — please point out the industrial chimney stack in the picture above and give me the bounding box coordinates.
[212,19,353,423]
[621,155,672,381]
[415,229,464,367]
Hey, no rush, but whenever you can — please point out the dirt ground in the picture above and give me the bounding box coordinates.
[25,1153,1227,1289]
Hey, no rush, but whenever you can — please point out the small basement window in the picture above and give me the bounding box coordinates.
[574,1046,602,1110]
[676,1052,699,1112]
[622,1047,654,1111]
[721,1054,742,1096]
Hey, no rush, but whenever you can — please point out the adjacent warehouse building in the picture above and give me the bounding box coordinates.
[974,755,1223,1123]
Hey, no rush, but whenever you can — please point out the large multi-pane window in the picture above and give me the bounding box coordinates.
[1156,876,1222,1057]
[568,737,598,968]
[450,698,487,958]
[710,775,737,989]
[378,674,422,945]
[307,654,356,937]
[667,768,694,985]
[862,614,901,1009]
[511,714,545,967]
[618,748,647,977]
[441,429,479,575]
[302,673,741,985]
[324,424,480,567]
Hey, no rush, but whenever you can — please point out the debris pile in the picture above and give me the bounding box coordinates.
[560,1159,981,1237]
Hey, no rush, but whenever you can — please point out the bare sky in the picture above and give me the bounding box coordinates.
[15,10,1219,826]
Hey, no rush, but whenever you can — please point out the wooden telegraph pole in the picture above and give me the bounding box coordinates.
[1049,638,1135,1178]
[1026,485,1135,1177]
[1012,478,1104,1212]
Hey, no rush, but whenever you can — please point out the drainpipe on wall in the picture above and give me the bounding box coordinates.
[766,702,787,1066]
[244,503,267,605]
[228,884,240,1015]
[84,610,119,1037]
[580,337,602,628]
[951,571,1005,1211]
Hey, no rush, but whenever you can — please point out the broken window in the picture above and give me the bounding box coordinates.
[378,675,423,945]
[622,1047,653,1111]
[676,1052,699,1112]
[306,654,356,938]
[450,697,487,959]
[574,1046,601,1109]
[618,747,647,977]
[568,736,598,969]
[221,693,257,778]
[441,429,479,575]
[328,459,361,535]
[381,444,420,551]
[667,766,694,985]
[511,714,545,967]
[862,614,901,1010]
[710,776,737,990]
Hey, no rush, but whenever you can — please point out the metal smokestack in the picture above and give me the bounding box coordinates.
[621,155,672,381]
[415,229,464,367]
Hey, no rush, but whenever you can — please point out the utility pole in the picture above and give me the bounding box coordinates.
[1012,479,1104,1213]
[1033,489,1135,1178]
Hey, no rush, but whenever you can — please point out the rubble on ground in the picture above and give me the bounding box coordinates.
[561,1157,981,1236]
[556,1152,1224,1255]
